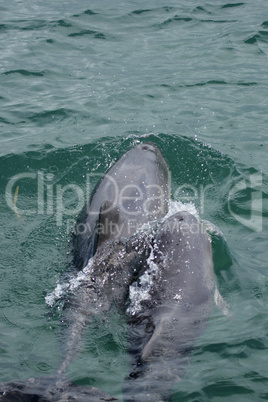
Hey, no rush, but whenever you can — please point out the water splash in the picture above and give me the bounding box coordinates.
[46,200,217,312]
[127,243,159,315]
[127,200,200,315]
[45,258,94,307]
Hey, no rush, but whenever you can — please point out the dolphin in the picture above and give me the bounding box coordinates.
[73,142,170,270]
[0,143,171,401]
[58,142,171,376]
[124,211,217,401]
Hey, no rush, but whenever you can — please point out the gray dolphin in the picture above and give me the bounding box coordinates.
[73,142,170,270]
[124,211,217,401]
[59,143,170,376]
[0,143,171,401]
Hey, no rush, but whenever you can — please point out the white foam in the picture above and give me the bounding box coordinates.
[127,244,160,315]
[45,258,94,307]
[165,199,199,220]
[45,283,68,307]
[46,201,203,311]
[127,200,201,316]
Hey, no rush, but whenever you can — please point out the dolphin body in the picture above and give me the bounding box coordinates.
[58,143,171,376]
[124,211,217,401]
[73,142,170,270]
[0,143,171,401]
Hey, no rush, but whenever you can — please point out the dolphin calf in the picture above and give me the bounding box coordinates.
[124,211,217,401]
[0,143,171,401]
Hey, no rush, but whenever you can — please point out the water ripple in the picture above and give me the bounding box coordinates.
[244,30,268,44]
[3,69,45,77]
[129,6,176,17]
[221,2,245,8]
[158,15,193,27]
[157,80,258,89]
[68,29,106,39]
[73,9,99,18]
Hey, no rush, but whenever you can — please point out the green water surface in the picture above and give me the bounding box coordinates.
[0,1,268,400]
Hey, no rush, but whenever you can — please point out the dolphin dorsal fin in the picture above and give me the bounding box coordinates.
[96,201,120,249]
